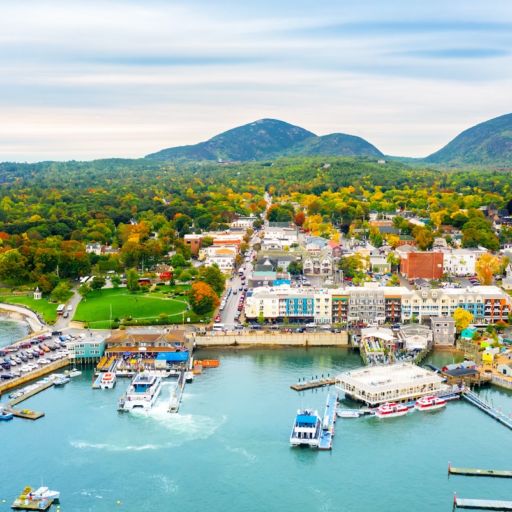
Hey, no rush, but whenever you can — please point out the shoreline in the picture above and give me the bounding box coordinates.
[0,303,45,334]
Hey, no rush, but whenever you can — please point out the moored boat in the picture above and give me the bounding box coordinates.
[99,372,116,389]
[337,409,362,418]
[375,402,409,419]
[29,486,60,502]
[415,395,447,412]
[185,371,194,383]
[52,375,70,387]
[0,406,13,421]
[66,368,82,378]
[118,372,162,412]
[290,409,322,448]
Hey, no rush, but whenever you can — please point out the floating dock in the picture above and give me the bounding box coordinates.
[462,390,512,430]
[454,496,512,510]
[291,377,335,391]
[8,379,54,407]
[449,464,512,478]
[168,371,185,413]
[318,391,337,450]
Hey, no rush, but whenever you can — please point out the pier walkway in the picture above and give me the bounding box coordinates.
[318,391,337,450]
[449,464,512,478]
[290,377,335,391]
[168,371,185,413]
[454,497,512,510]
[462,390,512,430]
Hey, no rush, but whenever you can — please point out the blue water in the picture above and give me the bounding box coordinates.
[1,348,511,512]
[0,319,29,348]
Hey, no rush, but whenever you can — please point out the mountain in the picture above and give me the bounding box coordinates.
[145,118,383,161]
[146,119,314,161]
[282,133,383,158]
[426,113,512,165]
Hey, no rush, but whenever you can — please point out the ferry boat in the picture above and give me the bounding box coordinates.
[375,402,409,419]
[289,409,322,448]
[415,395,447,412]
[99,372,116,389]
[118,372,162,412]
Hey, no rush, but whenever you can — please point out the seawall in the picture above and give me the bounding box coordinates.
[193,331,349,347]
[0,302,45,333]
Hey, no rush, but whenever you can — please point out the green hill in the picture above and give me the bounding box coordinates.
[145,119,382,161]
[426,113,512,165]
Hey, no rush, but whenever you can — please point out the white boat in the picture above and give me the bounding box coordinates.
[168,383,181,413]
[52,375,70,386]
[66,368,82,378]
[118,372,162,412]
[289,409,322,448]
[99,372,116,389]
[185,371,194,383]
[29,486,60,502]
[337,409,362,418]
[375,402,409,419]
[415,395,447,412]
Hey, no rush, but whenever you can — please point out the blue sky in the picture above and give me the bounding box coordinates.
[1,0,512,161]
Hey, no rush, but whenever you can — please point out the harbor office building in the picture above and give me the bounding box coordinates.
[335,363,445,406]
[244,284,511,326]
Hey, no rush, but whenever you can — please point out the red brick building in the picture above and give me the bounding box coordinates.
[400,252,444,280]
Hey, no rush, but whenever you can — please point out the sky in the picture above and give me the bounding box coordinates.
[1,0,512,161]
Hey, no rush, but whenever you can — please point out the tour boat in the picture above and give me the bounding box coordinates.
[118,372,162,412]
[289,409,322,448]
[99,372,116,389]
[415,395,447,412]
[375,402,409,419]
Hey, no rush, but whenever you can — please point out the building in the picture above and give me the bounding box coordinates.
[33,287,42,300]
[68,335,106,362]
[442,248,485,276]
[303,253,333,276]
[430,317,456,346]
[104,330,186,356]
[335,363,444,406]
[400,251,444,280]
[203,246,237,272]
[398,324,432,351]
[370,255,391,274]
[184,234,202,256]
[230,215,257,230]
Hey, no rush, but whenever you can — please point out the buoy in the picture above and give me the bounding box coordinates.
[117,499,122,505]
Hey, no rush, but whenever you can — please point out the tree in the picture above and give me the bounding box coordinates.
[475,253,501,285]
[111,275,121,288]
[50,281,71,302]
[90,276,106,291]
[413,226,434,251]
[0,249,28,284]
[189,281,219,314]
[257,311,265,325]
[387,252,401,271]
[339,254,364,278]
[78,283,91,298]
[288,261,303,275]
[387,274,400,286]
[198,264,225,295]
[126,268,140,292]
[453,308,474,332]
[294,211,306,227]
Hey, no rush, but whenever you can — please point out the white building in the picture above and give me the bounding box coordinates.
[230,215,257,229]
[203,246,237,272]
[442,248,486,276]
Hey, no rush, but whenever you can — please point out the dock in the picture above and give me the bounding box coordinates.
[8,379,54,407]
[290,377,335,391]
[449,464,512,478]
[318,391,337,450]
[168,371,185,413]
[462,390,512,430]
[454,497,512,510]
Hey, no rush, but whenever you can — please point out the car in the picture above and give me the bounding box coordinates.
[215,315,221,323]
[233,290,238,295]
[0,373,12,380]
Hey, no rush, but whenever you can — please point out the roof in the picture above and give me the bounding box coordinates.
[297,414,318,425]
[155,351,189,362]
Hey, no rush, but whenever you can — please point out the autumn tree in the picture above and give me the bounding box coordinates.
[294,211,306,227]
[453,308,474,332]
[189,281,219,314]
[126,268,140,292]
[475,253,501,285]
[198,264,225,295]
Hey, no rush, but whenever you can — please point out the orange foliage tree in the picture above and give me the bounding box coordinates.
[189,281,220,315]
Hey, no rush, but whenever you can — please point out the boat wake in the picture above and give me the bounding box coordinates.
[225,445,257,463]
[70,440,163,452]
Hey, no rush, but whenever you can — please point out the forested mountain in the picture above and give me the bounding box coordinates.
[145,119,382,161]
[426,113,512,165]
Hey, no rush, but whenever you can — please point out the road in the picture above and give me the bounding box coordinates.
[53,288,83,330]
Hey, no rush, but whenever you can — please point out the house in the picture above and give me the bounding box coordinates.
[370,255,390,274]
[86,242,102,255]
[230,215,257,230]
[400,251,444,280]
[442,248,485,277]
[497,362,512,376]
[184,234,202,256]
[430,317,455,346]
[204,246,237,272]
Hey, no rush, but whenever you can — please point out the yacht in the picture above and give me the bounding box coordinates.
[99,372,116,389]
[289,409,322,448]
[415,395,447,412]
[375,402,409,419]
[118,372,162,412]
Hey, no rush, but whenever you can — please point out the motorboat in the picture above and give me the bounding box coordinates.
[415,395,447,412]
[375,402,409,419]
[0,406,13,421]
[118,372,162,412]
[52,374,70,386]
[337,409,362,418]
[66,368,82,378]
[290,409,322,448]
[185,371,194,383]
[29,486,60,502]
[99,372,116,389]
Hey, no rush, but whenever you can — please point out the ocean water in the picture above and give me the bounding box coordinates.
[1,348,511,512]
[0,319,29,348]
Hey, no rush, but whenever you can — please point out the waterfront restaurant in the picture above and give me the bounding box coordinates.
[335,362,444,406]
[104,330,187,356]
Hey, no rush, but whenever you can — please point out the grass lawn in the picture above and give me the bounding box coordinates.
[0,294,59,324]
[74,288,197,328]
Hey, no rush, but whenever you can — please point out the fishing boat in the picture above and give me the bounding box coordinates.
[118,372,162,412]
[99,372,116,389]
[415,395,447,412]
[375,402,409,419]
[289,409,322,448]
[185,371,194,383]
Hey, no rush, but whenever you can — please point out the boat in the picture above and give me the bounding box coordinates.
[415,395,447,412]
[99,372,116,389]
[29,487,60,502]
[11,486,55,511]
[66,368,82,378]
[185,371,194,383]
[337,409,362,418]
[0,406,13,421]
[118,372,162,412]
[52,375,70,387]
[195,359,220,368]
[289,409,322,448]
[168,383,181,413]
[375,402,409,419]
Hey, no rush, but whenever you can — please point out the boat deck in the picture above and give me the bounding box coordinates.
[454,497,512,510]
[318,391,337,450]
